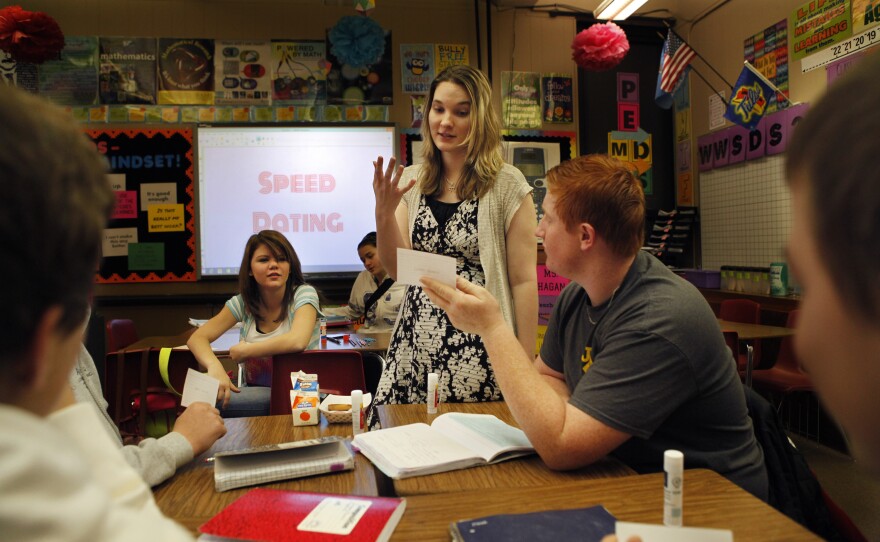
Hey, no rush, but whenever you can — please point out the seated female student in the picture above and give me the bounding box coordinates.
[324,231,405,333]
[188,230,321,417]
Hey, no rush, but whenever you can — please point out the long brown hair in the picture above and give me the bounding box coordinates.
[238,230,305,321]
[418,64,503,200]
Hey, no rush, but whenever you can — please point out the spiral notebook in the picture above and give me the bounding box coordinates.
[213,436,354,492]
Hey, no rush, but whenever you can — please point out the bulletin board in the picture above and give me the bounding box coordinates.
[86,126,196,283]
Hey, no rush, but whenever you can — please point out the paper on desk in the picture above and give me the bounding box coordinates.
[396,248,456,287]
[616,521,732,542]
[181,368,220,407]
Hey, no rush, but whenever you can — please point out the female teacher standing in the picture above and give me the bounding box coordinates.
[370,65,537,427]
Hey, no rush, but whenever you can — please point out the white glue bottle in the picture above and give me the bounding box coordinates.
[664,449,684,526]
[351,389,364,435]
[427,372,439,414]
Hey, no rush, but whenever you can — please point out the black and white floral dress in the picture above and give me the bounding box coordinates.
[368,195,502,428]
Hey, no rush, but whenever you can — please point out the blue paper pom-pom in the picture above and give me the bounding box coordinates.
[328,15,386,68]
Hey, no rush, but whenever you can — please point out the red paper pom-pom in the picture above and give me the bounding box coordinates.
[571,22,630,72]
[0,5,65,64]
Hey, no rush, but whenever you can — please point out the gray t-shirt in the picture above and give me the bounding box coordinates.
[541,251,768,499]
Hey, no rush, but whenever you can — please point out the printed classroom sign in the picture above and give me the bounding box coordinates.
[85,126,196,282]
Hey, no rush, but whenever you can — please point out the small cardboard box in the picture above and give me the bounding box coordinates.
[290,371,320,426]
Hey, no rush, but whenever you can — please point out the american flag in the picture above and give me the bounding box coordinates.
[658,31,695,93]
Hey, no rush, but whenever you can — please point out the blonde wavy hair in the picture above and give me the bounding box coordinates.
[418,65,503,200]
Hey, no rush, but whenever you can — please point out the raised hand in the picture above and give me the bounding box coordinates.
[372,156,414,216]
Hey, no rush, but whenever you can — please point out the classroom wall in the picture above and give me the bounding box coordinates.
[681,0,830,273]
[16,0,580,337]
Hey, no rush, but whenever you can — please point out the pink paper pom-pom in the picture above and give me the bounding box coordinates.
[571,22,630,72]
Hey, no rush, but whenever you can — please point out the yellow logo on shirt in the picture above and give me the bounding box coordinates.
[581,346,594,373]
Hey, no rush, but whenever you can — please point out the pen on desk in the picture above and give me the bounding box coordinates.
[204,456,215,463]
[326,336,342,344]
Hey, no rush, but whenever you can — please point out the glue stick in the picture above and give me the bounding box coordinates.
[664,449,684,526]
[427,372,439,414]
[351,389,364,435]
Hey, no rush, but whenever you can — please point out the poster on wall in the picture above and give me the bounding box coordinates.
[87,126,196,283]
[271,40,327,106]
[790,0,851,61]
[99,37,157,105]
[214,40,271,106]
[157,38,215,105]
[744,20,789,114]
[434,44,468,73]
[38,36,99,106]
[325,31,393,105]
[400,43,434,94]
[536,264,570,355]
[541,73,573,123]
[853,0,880,33]
[501,71,541,129]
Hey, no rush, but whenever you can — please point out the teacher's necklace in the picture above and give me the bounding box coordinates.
[444,176,458,192]
[587,286,620,326]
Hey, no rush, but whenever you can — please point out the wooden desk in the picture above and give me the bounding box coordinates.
[127,328,390,354]
[153,414,382,534]
[321,330,390,353]
[718,319,795,340]
[718,320,794,387]
[391,469,821,541]
[376,402,635,497]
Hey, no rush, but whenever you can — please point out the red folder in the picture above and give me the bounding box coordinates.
[199,488,406,542]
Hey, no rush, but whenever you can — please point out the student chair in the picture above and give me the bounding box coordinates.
[269,350,366,416]
[752,310,811,393]
[105,347,201,440]
[106,318,139,352]
[720,299,762,373]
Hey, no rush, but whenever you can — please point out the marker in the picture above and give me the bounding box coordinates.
[664,449,684,526]
[351,389,365,435]
[427,372,439,414]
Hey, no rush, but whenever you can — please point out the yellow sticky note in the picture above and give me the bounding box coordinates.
[161,107,180,123]
[198,107,216,122]
[148,204,185,233]
[232,107,250,122]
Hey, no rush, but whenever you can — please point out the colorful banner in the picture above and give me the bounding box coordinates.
[541,73,573,123]
[790,0,851,61]
[271,40,327,106]
[744,19,789,114]
[99,37,157,105]
[39,36,100,106]
[852,0,880,34]
[214,40,271,106]
[501,71,541,129]
[434,44,468,73]
[400,44,434,94]
[157,38,215,105]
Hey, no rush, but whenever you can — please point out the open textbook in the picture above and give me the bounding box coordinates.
[351,413,535,479]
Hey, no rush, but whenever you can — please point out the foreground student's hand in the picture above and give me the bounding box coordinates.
[173,401,227,456]
[206,362,239,408]
[421,276,506,338]
[601,536,642,542]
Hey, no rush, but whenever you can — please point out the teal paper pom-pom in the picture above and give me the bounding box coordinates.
[328,15,385,68]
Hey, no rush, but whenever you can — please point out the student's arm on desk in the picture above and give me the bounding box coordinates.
[229,303,317,360]
[188,307,240,407]
[422,276,631,470]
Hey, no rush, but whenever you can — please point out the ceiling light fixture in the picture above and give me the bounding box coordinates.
[594,0,650,20]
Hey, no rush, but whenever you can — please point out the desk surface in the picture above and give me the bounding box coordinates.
[718,319,795,340]
[153,414,381,534]
[391,469,820,541]
[126,328,390,353]
[376,402,635,497]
